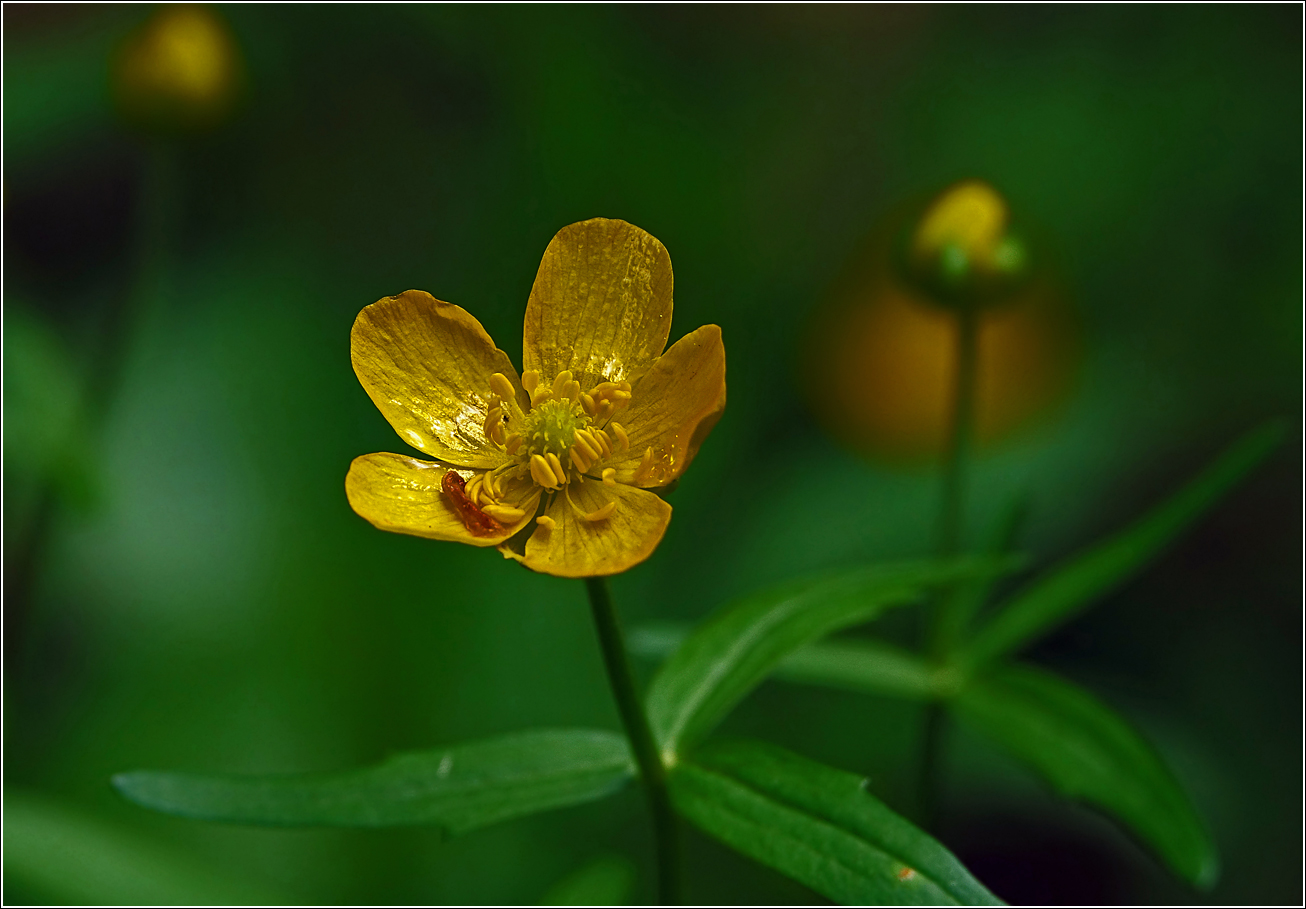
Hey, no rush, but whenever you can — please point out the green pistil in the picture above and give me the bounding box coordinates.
[524,399,589,458]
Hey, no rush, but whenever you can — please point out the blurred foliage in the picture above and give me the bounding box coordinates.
[3,4,1300,905]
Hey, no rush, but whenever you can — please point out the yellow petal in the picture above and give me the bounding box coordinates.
[346,453,538,547]
[523,219,674,391]
[352,291,528,468]
[504,481,672,578]
[609,324,726,488]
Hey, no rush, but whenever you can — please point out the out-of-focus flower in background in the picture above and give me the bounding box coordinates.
[111,4,243,134]
[802,181,1080,461]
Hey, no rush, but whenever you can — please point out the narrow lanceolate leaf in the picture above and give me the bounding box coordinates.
[960,422,1283,669]
[646,558,1011,757]
[952,664,1218,888]
[114,728,632,833]
[670,740,1002,906]
[775,636,944,701]
[633,623,944,701]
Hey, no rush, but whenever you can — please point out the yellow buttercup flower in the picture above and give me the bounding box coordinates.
[346,218,727,578]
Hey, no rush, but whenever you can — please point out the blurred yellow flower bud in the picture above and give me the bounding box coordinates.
[112,5,242,133]
[904,180,1030,304]
[802,191,1079,462]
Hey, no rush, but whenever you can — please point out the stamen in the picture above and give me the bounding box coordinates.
[592,428,613,458]
[521,369,540,394]
[602,467,617,486]
[482,503,526,523]
[609,422,630,451]
[563,380,581,403]
[596,399,614,422]
[584,501,616,522]
[531,387,552,408]
[573,429,600,461]
[546,452,567,487]
[465,474,484,503]
[635,446,654,483]
[504,433,523,454]
[580,392,596,416]
[489,372,516,402]
[570,444,592,474]
[552,370,573,399]
[483,471,500,500]
[489,421,506,446]
[531,454,559,489]
[536,514,556,530]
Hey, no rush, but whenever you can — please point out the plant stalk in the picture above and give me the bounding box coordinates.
[586,577,680,905]
[919,297,981,828]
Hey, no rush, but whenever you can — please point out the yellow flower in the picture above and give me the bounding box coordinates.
[346,219,727,578]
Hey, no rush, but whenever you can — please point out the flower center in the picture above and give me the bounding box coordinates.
[523,398,589,460]
[483,368,637,499]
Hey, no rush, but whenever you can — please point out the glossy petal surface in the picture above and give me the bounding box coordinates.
[610,324,726,488]
[346,453,538,547]
[523,219,674,390]
[512,481,672,578]
[352,291,526,468]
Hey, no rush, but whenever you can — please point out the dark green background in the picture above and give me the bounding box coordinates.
[4,4,1300,905]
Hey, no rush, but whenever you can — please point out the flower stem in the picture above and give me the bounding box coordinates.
[585,577,680,905]
[919,297,981,828]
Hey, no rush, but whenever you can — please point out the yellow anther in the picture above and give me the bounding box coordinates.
[563,379,581,403]
[489,372,516,402]
[465,474,484,503]
[536,514,556,530]
[610,422,630,451]
[546,452,567,487]
[530,454,559,489]
[489,421,506,446]
[570,445,592,474]
[583,501,617,522]
[573,429,601,461]
[592,428,613,458]
[552,370,573,399]
[521,370,540,393]
[611,388,632,401]
[596,399,614,422]
[482,504,526,523]
[531,387,552,408]
[580,392,596,416]
[602,467,617,486]
[505,433,523,454]
[483,470,500,500]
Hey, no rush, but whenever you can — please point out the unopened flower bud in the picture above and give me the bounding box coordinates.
[903,180,1030,306]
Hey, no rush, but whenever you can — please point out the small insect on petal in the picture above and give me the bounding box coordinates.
[441,471,504,537]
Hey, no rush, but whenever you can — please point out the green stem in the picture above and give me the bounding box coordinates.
[919,298,980,828]
[585,577,680,905]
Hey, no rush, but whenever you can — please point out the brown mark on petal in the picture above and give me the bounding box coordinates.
[441,471,504,537]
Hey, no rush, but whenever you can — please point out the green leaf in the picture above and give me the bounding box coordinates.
[952,664,1218,888]
[114,728,632,832]
[775,637,944,701]
[646,558,1010,757]
[960,422,1283,669]
[541,854,636,906]
[632,623,943,702]
[669,740,1002,906]
[3,790,287,905]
